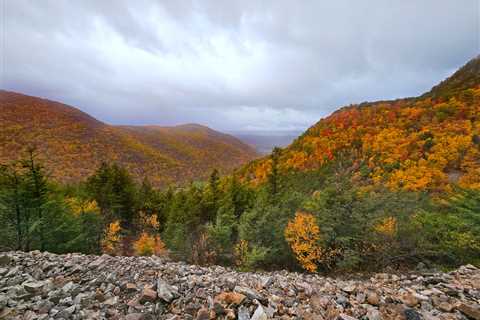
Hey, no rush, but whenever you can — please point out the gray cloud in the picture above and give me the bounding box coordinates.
[1,0,478,131]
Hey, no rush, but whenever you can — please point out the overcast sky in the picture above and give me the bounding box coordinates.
[1,1,478,131]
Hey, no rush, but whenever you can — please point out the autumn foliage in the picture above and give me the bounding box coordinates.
[284,212,322,272]
[133,232,166,256]
[101,220,122,255]
[240,57,480,193]
[0,90,257,188]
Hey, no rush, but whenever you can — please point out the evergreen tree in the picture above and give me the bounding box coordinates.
[267,147,281,199]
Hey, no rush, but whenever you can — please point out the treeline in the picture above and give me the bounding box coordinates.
[0,149,479,272]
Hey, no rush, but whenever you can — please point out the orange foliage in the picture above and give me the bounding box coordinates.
[133,232,166,256]
[284,212,322,272]
[0,91,258,188]
[102,220,122,255]
[374,217,397,237]
[242,85,480,192]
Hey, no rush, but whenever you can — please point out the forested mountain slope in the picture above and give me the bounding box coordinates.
[240,56,480,192]
[0,91,258,187]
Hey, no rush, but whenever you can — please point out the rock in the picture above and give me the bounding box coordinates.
[342,284,356,294]
[457,303,480,320]
[404,308,422,320]
[195,307,210,320]
[126,283,137,292]
[56,305,76,319]
[226,309,236,319]
[140,288,157,303]
[251,304,268,320]
[0,255,11,266]
[95,290,105,302]
[104,296,118,306]
[366,309,381,320]
[24,281,45,294]
[400,293,419,307]
[0,308,13,319]
[214,292,246,305]
[235,285,263,301]
[0,251,478,320]
[238,306,251,320]
[438,302,454,312]
[260,276,273,288]
[311,294,330,310]
[62,281,75,293]
[367,291,381,306]
[126,313,146,320]
[157,279,177,302]
[0,294,7,309]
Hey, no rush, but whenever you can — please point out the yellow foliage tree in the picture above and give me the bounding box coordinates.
[66,197,100,216]
[133,232,166,256]
[374,217,397,236]
[102,220,122,255]
[284,211,322,272]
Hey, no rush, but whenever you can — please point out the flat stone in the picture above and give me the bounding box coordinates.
[457,303,480,320]
[140,288,157,303]
[126,313,145,320]
[23,281,44,294]
[234,285,262,301]
[126,283,137,292]
[104,296,118,306]
[214,292,246,305]
[438,302,454,312]
[342,284,356,293]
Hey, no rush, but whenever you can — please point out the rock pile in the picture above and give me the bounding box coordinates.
[0,251,479,319]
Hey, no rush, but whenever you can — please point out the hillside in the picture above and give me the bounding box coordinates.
[0,91,258,187]
[240,56,480,192]
[1,251,479,320]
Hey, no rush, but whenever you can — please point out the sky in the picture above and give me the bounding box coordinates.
[1,0,478,132]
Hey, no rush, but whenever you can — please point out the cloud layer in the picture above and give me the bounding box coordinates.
[1,0,478,131]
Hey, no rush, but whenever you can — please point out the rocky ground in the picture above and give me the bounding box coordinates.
[0,252,479,320]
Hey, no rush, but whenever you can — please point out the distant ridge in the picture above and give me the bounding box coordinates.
[0,90,258,187]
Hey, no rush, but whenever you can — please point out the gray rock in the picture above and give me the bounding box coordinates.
[404,308,422,320]
[56,305,75,319]
[234,286,262,301]
[23,281,45,294]
[62,281,75,294]
[0,251,478,320]
[157,279,177,302]
[251,304,268,320]
[238,306,251,320]
[126,313,146,320]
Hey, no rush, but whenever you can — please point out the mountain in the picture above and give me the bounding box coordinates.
[0,90,258,186]
[239,56,480,192]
